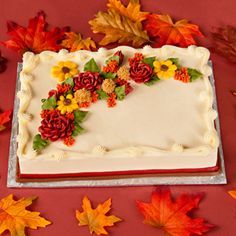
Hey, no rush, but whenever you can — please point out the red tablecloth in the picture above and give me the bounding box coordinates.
[1,1,236,235]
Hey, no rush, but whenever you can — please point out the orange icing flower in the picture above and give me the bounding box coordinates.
[103,60,119,73]
[64,136,75,146]
[79,102,91,108]
[107,93,116,108]
[128,53,144,65]
[174,67,190,83]
[91,91,99,103]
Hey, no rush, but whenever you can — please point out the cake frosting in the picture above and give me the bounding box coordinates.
[17,45,219,175]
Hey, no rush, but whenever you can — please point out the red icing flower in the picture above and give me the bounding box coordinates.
[128,53,144,66]
[57,84,71,94]
[107,93,116,108]
[64,136,75,146]
[116,78,133,95]
[130,62,153,83]
[174,68,190,83]
[48,89,57,98]
[74,72,102,91]
[103,60,119,73]
[39,110,74,142]
[114,50,124,65]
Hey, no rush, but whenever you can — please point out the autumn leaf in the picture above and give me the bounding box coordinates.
[2,11,66,54]
[0,51,7,73]
[137,188,213,236]
[228,190,236,199]
[0,109,12,131]
[89,9,149,47]
[232,91,236,96]
[76,196,122,235]
[211,25,236,63]
[0,194,51,236]
[61,32,96,52]
[144,14,204,47]
[107,0,148,22]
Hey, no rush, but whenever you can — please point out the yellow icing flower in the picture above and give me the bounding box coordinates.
[153,60,177,80]
[51,61,79,82]
[57,94,79,114]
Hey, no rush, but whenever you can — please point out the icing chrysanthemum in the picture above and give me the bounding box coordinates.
[174,67,190,83]
[153,60,177,80]
[51,61,79,82]
[102,79,116,94]
[117,66,130,81]
[74,89,92,103]
[57,94,79,114]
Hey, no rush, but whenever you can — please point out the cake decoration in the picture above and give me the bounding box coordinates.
[76,196,122,235]
[0,194,51,236]
[136,188,213,236]
[33,49,204,151]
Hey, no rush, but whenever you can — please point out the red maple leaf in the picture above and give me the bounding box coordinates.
[144,14,204,47]
[137,188,213,236]
[0,110,12,131]
[2,11,67,54]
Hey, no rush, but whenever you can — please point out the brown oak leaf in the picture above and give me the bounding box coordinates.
[89,9,150,47]
[107,0,148,22]
[211,25,236,63]
[61,32,96,52]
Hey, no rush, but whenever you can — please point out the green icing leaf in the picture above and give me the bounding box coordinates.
[105,55,119,65]
[115,85,126,100]
[33,134,49,152]
[72,123,84,137]
[168,58,181,69]
[100,72,117,79]
[96,89,109,100]
[41,96,57,110]
[187,68,203,82]
[63,77,74,86]
[144,75,160,86]
[142,57,156,68]
[74,110,89,123]
[84,58,100,72]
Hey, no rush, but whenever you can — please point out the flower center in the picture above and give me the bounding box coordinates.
[161,65,169,71]
[62,66,70,74]
[63,98,72,105]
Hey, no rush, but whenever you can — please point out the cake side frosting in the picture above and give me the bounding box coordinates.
[17,45,219,174]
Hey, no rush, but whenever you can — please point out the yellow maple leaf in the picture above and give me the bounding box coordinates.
[61,32,96,52]
[76,196,122,235]
[0,195,51,236]
[107,0,148,22]
[89,9,150,47]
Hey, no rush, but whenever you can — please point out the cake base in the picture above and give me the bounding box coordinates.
[8,62,227,187]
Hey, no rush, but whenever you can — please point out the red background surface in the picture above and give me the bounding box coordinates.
[1,0,236,235]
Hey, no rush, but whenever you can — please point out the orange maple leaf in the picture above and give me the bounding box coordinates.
[137,188,213,236]
[0,109,12,131]
[0,194,51,236]
[76,196,122,235]
[2,11,66,54]
[144,14,204,47]
[107,0,148,22]
[61,32,96,52]
[228,190,236,199]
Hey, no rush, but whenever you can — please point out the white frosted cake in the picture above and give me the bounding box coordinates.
[17,45,219,179]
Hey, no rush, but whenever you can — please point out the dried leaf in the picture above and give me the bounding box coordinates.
[89,9,149,47]
[0,109,12,131]
[137,188,213,236]
[228,190,236,199]
[61,32,96,52]
[0,194,51,236]
[76,196,122,235]
[2,11,66,54]
[0,51,7,73]
[211,25,236,63]
[144,14,204,47]
[107,0,148,22]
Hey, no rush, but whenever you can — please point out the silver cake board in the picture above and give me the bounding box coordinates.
[7,62,227,188]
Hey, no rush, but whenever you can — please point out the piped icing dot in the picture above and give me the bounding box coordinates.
[92,145,107,155]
